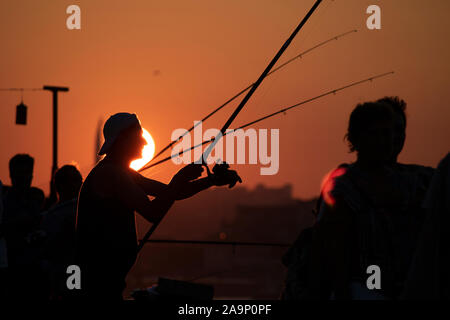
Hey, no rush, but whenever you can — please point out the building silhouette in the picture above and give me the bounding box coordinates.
[127,184,317,299]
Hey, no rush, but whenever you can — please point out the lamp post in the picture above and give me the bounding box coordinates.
[43,85,69,205]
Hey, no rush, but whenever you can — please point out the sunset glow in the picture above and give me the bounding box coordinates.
[320,166,347,207]
[0,1,448,200]
[130,128,156,171]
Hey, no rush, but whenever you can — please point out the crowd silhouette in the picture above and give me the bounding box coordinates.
[0,98,448,300]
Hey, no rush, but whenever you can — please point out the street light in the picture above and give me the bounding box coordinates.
[42,85,69,177]
[1,86,69,206]
[43,85,69,205]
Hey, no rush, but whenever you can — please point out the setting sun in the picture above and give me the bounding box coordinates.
[130,128,156,171]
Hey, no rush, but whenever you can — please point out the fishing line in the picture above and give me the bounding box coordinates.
[137,0,324,252]
[141,29,356,170]
[139,71,394,172]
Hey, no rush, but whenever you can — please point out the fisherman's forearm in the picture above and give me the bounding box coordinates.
[131,171,169,197]
[142,185,178,223]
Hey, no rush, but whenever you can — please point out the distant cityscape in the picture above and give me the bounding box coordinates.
[127,184,317,299]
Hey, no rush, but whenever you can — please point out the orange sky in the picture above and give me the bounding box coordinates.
[0,0,449,199]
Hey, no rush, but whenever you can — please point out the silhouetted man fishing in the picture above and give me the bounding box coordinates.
[74,113,241,300]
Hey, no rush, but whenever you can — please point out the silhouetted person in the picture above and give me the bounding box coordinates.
[376,96,407,165]
[1,154,45,299]
[306,101,429,300]
[402,153,450,299]
[377,96,434,201]
[39,165,83,300]
[74,113,241,300]
[281,97,437,300]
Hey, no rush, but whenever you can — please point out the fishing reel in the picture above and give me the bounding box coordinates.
[212,161,230,176]
[205,161,241,188]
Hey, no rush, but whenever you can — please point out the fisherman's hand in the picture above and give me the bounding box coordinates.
[171,163,204,186]
[210,162,242,188]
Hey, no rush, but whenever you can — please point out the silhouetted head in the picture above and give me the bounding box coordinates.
[54,165,83,202]
[376,96,407,163]
[345,102,396,167]
[9,154,34,190]
[99,113,145,164]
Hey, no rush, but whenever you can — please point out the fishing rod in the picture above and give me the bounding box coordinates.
[137,0,323,253]
[146,29,356,166]
[139,71,394,172]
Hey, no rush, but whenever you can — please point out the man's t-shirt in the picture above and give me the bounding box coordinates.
[75,160,138,297]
